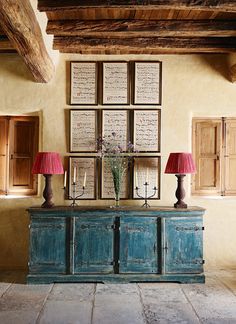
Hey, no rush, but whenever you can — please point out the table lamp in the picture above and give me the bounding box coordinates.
[32,152,64,208]
[165,152,196,208]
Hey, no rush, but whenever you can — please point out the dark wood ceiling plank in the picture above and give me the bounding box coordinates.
[0,36,15,51]
[47,20,236,37]
[53,36,236,53]
[38,1,236,13]
[0,0,55,83]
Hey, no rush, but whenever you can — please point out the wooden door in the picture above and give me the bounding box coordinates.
[119,217,158,273]
[224,119,236,195]
[163,217,204,274]
[8,116,38,195]
[0,117,8,194]
[29,217,68,274]
[74,216,114,273]
[192,119,222,195]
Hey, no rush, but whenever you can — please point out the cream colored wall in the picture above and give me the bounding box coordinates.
[0,53,236,270]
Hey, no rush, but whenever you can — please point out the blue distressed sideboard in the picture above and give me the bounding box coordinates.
[27,206,205,284]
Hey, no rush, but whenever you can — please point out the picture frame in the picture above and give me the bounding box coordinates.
[132,156,160,200]
[69,156,97,200]
[100,157,130,200]
[102,61,130,105]
[69,109,98,153]
[70,61,98,105]
[101,109,130,151]
[133,61,162,105]
[133,109,161,153]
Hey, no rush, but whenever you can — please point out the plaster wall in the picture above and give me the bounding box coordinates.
[0,53,235,270]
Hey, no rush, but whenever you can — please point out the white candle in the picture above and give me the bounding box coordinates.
[73,167,76,183]
[146,168,149,183]
[64,171,67,188]
[83,172,87,187]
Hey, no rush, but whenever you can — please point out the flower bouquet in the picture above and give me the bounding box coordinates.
[97,132,135,207]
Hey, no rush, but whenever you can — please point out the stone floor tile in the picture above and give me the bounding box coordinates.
[143,301,200,324]
[138,283,188,304]
[0,284,52,312]
[182,278,236,322]
[93,284,144,324]
[48,283,95,301]
[0,283,11,297]
[0,310,38,324]
[38,300,92,324]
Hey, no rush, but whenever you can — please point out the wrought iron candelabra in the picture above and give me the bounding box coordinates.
[63,181,85,207]
[135,182,158,208]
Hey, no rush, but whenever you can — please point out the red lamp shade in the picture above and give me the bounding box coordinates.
[32,152,64,175]
[165,153,196,175]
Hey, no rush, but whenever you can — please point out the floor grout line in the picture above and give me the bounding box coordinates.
[137,283,148,324]
[90,283,97,324]
[180,284,203,324]
[35,283,54,324]
[0,283,12,298]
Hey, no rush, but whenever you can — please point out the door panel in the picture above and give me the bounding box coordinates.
[120,217,158,273]
[29,217,68,273]
[164,217,203,274]
[74,216,114,273]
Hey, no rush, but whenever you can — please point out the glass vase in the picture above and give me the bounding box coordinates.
[112,171,122,208]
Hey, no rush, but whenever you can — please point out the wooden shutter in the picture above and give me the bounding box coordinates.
[192,119,222,195]
[0,117,8,194]
[224,119,236,195]
[8,116,39,195]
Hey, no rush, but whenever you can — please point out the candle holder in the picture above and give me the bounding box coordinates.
[135,182,158,208]
[63,181,85,207]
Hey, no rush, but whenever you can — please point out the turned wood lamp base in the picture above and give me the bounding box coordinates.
[174,174,187,209]
[42,174,54,208]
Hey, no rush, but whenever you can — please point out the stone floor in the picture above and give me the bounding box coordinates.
[0,270,236,324]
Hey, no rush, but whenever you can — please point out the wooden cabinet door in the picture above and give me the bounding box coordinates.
[74,216,114,273]
[163,217,204,274]
[224,119,236,195]
[29,217,68,274]
[119,217,158,273]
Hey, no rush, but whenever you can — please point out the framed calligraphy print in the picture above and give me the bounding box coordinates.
[102,61,130,105]
[70,109,98,153]
[69,157,97,200]
[70,62,98,105]
[101,109,129,151]
[133,61,162,105]
[133,109,161,153]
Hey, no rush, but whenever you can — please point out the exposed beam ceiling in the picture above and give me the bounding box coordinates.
[37,0,236,55]
[0,0,55,83]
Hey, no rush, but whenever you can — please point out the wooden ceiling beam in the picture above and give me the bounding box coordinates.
[53,36,236,54]
[47,19,236,37]
[38,1,236,13]
[0,0,55,83]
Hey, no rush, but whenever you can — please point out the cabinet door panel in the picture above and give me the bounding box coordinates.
[164,217,203,274]
[74,216,114,273]
[29,217,67,273]
[120,217,158,273]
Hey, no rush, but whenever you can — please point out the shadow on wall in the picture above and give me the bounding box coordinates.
[0,206,29,283]
[0,54,33,82]
[199,54,232,82]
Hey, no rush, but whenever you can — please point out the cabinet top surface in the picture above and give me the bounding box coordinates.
[28,206,205,213]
